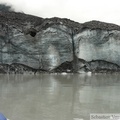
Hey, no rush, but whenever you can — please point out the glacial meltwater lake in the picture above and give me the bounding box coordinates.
[0,74,120,120]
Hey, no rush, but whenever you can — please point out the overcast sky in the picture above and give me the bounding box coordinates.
[0,0,120,25]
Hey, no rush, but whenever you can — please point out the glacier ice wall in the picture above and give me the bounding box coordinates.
[74,29,120,66]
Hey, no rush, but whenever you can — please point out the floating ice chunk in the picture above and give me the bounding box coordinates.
[61,72,67,75]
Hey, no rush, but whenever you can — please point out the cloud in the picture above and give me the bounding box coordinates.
[0,3,14,11]
[0,0,120,25]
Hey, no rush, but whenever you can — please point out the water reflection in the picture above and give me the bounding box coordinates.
[0,74,120,120]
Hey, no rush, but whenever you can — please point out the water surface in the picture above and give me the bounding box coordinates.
[0,74,120,120]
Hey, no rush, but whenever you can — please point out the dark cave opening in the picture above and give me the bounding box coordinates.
[26,28,37,37]
[29,31,36,37]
